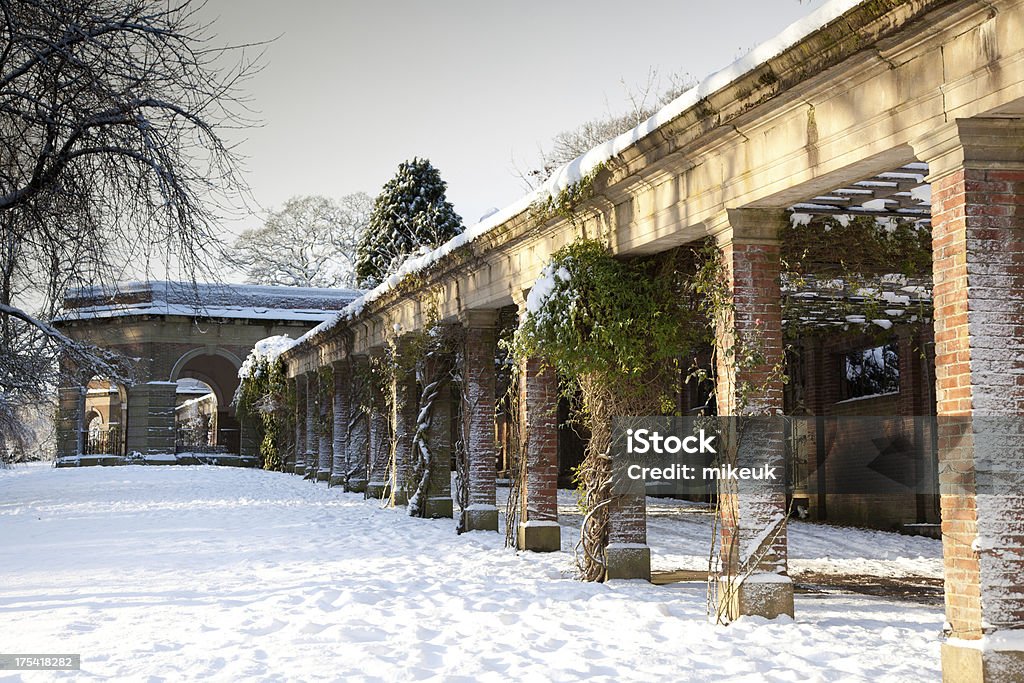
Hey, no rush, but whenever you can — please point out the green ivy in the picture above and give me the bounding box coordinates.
[236,356,293,472]
[514,239,705,401]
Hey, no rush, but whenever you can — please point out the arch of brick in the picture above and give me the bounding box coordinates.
[278,1,1024,680]
[53,281,359,464]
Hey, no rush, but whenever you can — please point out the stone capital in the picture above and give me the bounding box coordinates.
[710,208,788,247]
[912,117,1024,183]
[459,308,498,330]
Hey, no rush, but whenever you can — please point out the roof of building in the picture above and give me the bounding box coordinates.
[56,281,364,323]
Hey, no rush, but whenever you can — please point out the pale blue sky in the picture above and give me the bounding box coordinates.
[201,1,825,232]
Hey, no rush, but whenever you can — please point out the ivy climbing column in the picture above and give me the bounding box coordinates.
[293,374,306,475]
[516,354,561,552]
[316,368,332,482]
[346,354,370,493]
[420,344,454,519]
[713,208,793,621]
[303,370,318,480]
[392,338,418,507]
[330,359,350,488]
[461,310,500,532]
[366,347,390,500]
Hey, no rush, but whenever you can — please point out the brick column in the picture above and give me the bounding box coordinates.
[56,386,86,460]
[126,382,177,456]
[303,371,318,479]
[461,310,499,532]
[914,118,1024,682]
[346,354,370,492]
[292,375,305,474]
[330,359,351,488]
[712,208,793,620]
[366,348,391,499]
[606,494,650,580]
[392,340,418,507]
[316,368,332,482]
[517,355,561,552]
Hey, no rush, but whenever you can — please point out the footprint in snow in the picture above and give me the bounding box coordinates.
[240,618,286,636]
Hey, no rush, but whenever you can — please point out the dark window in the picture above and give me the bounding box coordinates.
[841,341,899,399]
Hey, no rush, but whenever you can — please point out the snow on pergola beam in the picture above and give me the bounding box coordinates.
[789,163,932,221]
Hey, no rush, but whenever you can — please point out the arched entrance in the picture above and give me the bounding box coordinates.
[83,377,126,456]
[170,350,242,453]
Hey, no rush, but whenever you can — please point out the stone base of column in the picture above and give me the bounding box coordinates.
[942,640,1024,683]
[718,574,794,621]
[423,496,453,519]
[290,463,305,475]
[605,543,651,581]
[303,464,316,480]
[366,481,387,499]
[328,474,345,487]
[461,505,499,532]
[346,477,368,493]
[315,471,330,483]
[392,490,408,506]
[517,520,561,552]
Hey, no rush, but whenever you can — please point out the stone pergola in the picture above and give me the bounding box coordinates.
[281,1,1024,680]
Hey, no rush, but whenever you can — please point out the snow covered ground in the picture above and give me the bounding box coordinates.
[1,463,942,681]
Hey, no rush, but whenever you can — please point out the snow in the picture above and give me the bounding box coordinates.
[58,281,361,323]
[0,463,944,681]
[238,335,299,380]
[524,262,571,316]
[291,0,870,352]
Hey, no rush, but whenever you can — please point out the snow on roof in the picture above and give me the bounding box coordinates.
[290,0,868,352]
[56,281,363,323]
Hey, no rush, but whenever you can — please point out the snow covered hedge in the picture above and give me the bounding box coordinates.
[236,335,297,471]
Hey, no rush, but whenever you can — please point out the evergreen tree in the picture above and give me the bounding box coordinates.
[355,158,463,288]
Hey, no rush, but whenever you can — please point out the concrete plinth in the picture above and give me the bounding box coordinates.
[718,575,795,621]
[346,477,368,493]
[392,489,408,507]
[316,471,330,483]
[517,521,561,552]
[605,544,651,581]
[366,481,387,499]
[423,496,453,519]
[328,474,345,488]
[942,641,1024,683]
[461,505,499,532]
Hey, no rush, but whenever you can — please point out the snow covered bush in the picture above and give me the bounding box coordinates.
[236,336,297,471]
[355,158,464,288]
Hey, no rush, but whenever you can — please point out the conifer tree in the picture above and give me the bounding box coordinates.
[355,158,463,288]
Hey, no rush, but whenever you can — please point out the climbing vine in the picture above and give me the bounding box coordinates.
[513,239,707,581]
[371,297,461,517]
[235,345,294,473]
[529,163,608,225]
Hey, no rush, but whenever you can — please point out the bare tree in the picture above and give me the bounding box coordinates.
[231,193,372,289]
[0,0,259,460]
[515,68,694,189]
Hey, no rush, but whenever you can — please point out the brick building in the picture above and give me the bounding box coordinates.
[53,281,359,464]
